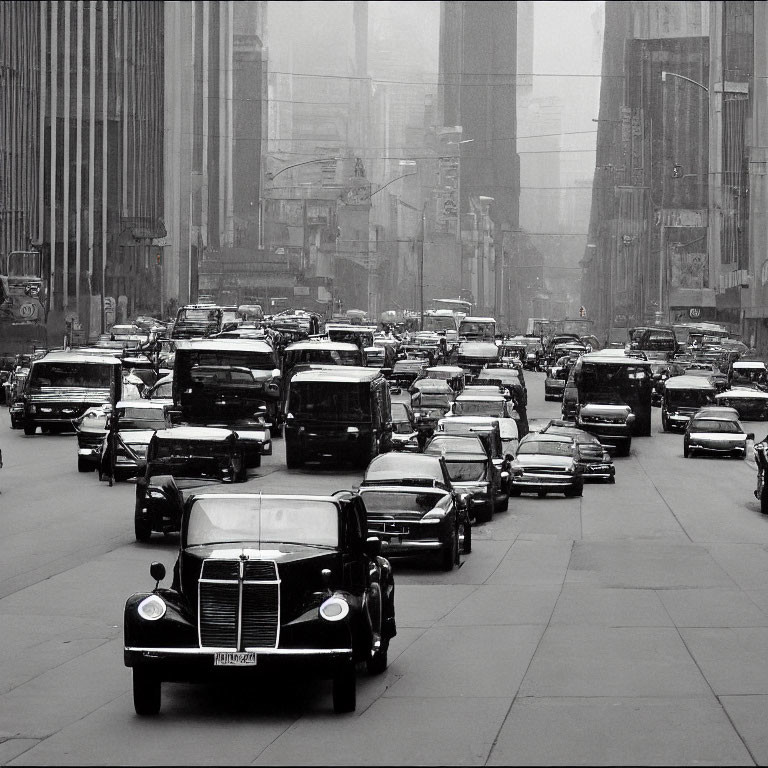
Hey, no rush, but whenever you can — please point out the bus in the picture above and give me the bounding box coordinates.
[572,351,653,437]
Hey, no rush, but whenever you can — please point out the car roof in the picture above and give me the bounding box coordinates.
[694,406,739,418]
[425,366,464,375]
[664,375,717,390]
[152,426,234,441]
[413,380,453,393]
[35,351,121,365]
[364,453,445,481]
[716,388,768,399]
[174,339,273,353]
[543,425,596,441]
[291,367,382,384]
[456,393,505,402]
[581,352,652,367]
[733,361,766,368]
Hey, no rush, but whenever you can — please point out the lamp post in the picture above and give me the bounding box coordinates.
[659,71,710,324]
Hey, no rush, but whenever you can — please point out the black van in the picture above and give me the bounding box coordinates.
[284,367,392,468]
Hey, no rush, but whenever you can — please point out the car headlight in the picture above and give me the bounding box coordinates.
[319,596,350,622]
[347,426,359,433]
[423,507,447,520]
[566,463,575,473]
[137,594,166,621]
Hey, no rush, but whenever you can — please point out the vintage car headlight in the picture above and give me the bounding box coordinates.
[347,426,359,433]
[423,507,447,520]
[319,596,350,622]
[137,594,166,621]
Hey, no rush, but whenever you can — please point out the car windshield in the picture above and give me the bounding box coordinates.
[441,461,486,482]
[150,382,172,398]
[667,389,715,407]
[29,362,113,389]
[423,316,457,332]
[391,403,410,422]
[152,439,231,460]
[690,419,741,433]
[366,453,444,482]
[425,436,485,456]
[286,348,362,368]
[454,400,504,417]
[421,394,451,409]
[289,381,370,422]
[187,497,338,548]
[118,407,166,431]
[517,440,573,457]
[361,490,447,513]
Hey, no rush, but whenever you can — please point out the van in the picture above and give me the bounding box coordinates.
[284,367,392,468]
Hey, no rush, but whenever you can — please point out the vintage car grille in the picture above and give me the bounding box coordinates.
[523,466,569,475]
[579,415,626,425]
[199,559,280,650]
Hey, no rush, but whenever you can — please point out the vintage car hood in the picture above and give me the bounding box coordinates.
[579,403,632,418]
[514,454,573,470]
[187,544,338,562]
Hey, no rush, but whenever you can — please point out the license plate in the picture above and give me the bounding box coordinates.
[214,652,257,666]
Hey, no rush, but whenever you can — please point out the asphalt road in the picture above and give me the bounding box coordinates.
[2,372,768,765]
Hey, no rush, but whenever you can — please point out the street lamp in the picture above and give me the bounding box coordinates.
[658,70,710,324]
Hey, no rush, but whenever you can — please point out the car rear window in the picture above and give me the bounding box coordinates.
[690,419,741,433]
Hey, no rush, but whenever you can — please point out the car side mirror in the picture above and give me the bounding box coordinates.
[149,562,166,587]
[364,536,382,558]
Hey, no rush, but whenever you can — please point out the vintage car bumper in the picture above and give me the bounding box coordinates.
[576,421,631,447]
[368,517,451,555]
[544,381,565,396]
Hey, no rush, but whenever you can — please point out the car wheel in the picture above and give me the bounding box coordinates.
[537,490,547,498]
[761,483,768,516]
[459,518,472,554]
[509,485,522,497]
[661,413,669,432]
[132,667,161,716]
[23,423,35,436]
[332,661,356,713]
[366,640,389,676]
[683,442,690,458]
[252,453,262,469]
[565,480,583,498]
[285,439,303,469]
[236,455,248,483]
[440,528,458,571]
[134,505,152,543]
[474,498,494,524]
[9,413,19,429]
[77,456,91,473]
[497,494,509,512]
[619,440,631,457]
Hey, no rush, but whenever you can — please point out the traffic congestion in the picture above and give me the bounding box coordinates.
[4,307,768,721]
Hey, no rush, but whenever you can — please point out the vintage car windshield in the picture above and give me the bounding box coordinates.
[733,369,767,385]
[150,382,173,398]
[187,497,339,548]
[441,461,486,482]
[518,441,573,457]
[689,419,741,433]
[391,403,411,422]
[420,394,451,409]
[118,408,166,431]
[667,389,715,407]
[423,316,457,332]
[454,400,504,417]
[183,350,274,371]
[361,489,448,513]
[366,453,444,482]
[29,362,112,389]
[289,381,370,422]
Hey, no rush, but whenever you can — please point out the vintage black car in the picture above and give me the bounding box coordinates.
[540,420,615,482]
[124,491,396,715]
[509,433,584,498]
[133,427,247,542]
[360,453,471,569]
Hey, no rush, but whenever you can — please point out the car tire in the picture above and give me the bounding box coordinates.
[619,440,631,457]
[761,484,768,516]
[459,519,472,554]
[474,498,494,524]
[134,505,152,543]
[252,453,262,469]
[565,480,583,498]
[537,490,548,498]
[332,661,356,714]
[23,423,35,436]
[77,456,91,473]
[9,413,19,429]
[285,440,303,469]
[661,413,669,432]
[440,528,457,571]
[366,640,389,676]
[683,442,690,458]
[132,667,161,716]
[509,485,522,497]
[497,494,509,512]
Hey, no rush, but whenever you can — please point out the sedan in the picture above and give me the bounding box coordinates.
[509,433,584,498]
[684,417,754,459]
[361,453,471,570]
[540,421,615,483]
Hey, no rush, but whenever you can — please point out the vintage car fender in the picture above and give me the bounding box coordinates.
[124,589,197,658]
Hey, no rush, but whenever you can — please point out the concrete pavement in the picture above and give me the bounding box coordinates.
[1,372,767,764]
